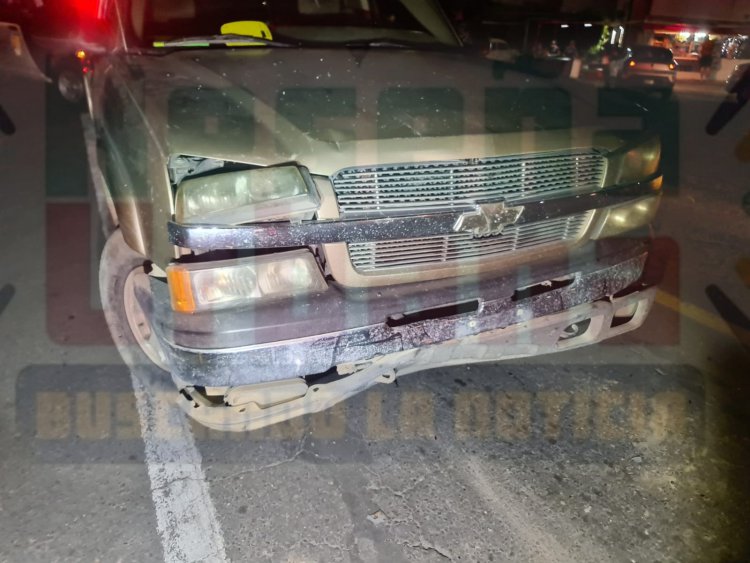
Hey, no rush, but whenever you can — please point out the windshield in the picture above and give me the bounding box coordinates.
[631,46,674,63]
[127,0,457,47]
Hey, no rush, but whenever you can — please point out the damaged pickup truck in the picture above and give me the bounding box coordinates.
[85,0,662,431]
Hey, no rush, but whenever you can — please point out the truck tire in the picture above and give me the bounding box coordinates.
[100,230,169,371]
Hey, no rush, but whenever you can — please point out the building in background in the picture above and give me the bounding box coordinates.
[629,0,750,77]
[441,0,629,56]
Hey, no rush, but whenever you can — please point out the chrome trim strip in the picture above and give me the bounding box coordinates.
[168,177,660,250]
[169,211,464,249]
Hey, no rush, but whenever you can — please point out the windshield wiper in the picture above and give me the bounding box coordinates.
[153,34,298,49]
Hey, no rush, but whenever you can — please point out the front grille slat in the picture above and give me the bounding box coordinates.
[336,163,605,189]
[336,171,603,199]
[330,150,605,273]
[348,213,595,272]
[337,154,599,177]
[351,219,591,257]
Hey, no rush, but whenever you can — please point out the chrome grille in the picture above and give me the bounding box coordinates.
[331,150,606,218]
[349,212,594,272]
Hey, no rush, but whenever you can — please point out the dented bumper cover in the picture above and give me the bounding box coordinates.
[151,239,654,389]
[176,275,656,433]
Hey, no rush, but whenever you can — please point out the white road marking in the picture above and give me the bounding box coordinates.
[131,372,228,563]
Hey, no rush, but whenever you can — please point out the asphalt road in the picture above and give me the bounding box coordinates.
[1,68,749,563]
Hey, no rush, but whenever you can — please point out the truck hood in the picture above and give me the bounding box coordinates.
[133,47,634,175]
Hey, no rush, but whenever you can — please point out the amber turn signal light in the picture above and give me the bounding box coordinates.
[166,268,197,313]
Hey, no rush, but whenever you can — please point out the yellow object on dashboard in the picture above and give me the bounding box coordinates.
[220,21,273,46]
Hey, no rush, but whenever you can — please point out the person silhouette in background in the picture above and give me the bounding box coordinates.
[564,40,578,59]
[452,10,472,46]
[699,39,715,80]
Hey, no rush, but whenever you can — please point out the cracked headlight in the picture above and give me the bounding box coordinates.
[175,165,320,225]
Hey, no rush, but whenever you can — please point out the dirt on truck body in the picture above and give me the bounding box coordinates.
[83,0,662,431]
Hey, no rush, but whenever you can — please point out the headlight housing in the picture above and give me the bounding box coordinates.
[175,165,320,225]
[166,250,327,313]
[593,195,661,239]
[605,135,661,186]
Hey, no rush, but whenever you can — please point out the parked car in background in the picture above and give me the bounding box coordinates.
[607,45,677,97]
[581,46,624,80]
[673,52,699,72]
[3,2,113,104]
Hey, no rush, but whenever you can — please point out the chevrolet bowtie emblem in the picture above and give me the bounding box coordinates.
[453,202,525,237]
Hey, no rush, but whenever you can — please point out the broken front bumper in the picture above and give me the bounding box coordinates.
[151,239,654,392]
[177,281,655,432]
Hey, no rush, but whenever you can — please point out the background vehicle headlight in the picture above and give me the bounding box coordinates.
[606,135,661,186]
[166,250,327,313]
[175,165,320,224]
[593,195,661,239]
